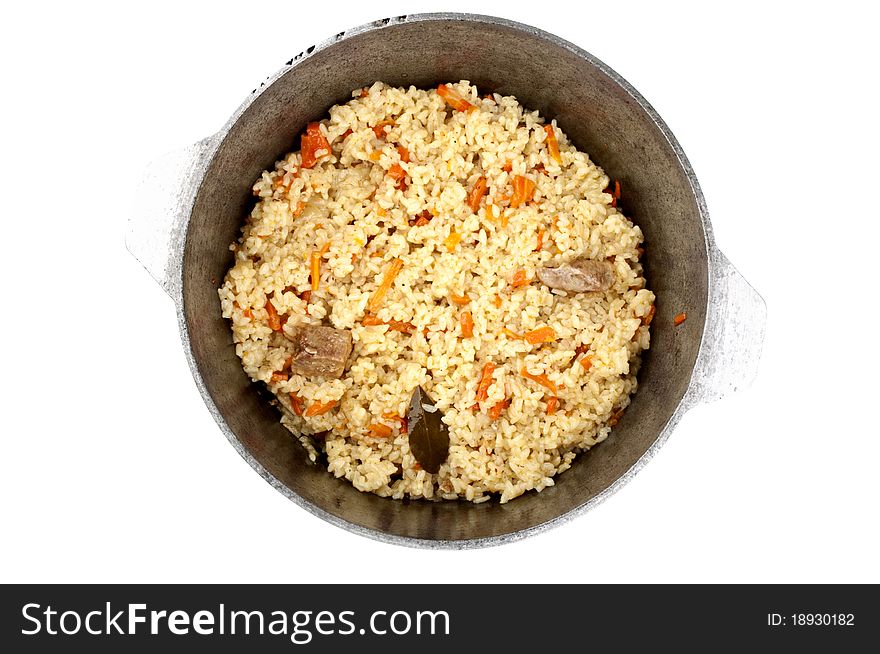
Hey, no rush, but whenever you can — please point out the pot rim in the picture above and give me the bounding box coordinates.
[174,12,714,549]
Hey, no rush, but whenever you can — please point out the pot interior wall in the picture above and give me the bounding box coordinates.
[183,17,709,542]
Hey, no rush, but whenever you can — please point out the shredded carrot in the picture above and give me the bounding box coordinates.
[544,125,562,164]
[500,211,510,228]
[359,88,369,98]
[511,269,530,289]
[608,180,622,207]
[501,327,522,340]
[445,229,462,252]
[281,356,293,372]
[493,294,503,308]
[412,462,422,471]
[271,371,288,383]
[292,201,305,216]
[467,176,488,213]
[387,319,416,334]
[305,400,337,417]
[372,120,394,139]
[361,314,385,326]
[608,407,625,426]
[367,258,403,313]
[300,122,331,169]
[387,163,407,190]
[545,396,559,415]
[310,251,321,291]
[369,151,382,162]
[396,145,410,162]
[674,312,688,326]
[382,412,408,434]
[243,308,253,319]
[476,362,496,402]
[367,423,393,438]
[488,399,506,420]
[319,240,331,256]
[535,228,545,251]
[580,356,593,371]
[521,367,558,395]
[643,305,656,326]
[265,299,282,331]
[450,294,471,306]
[410,210,432,227]
[289,393,304,416]
[437,84,474,112]
[339,128,353,141]
[502,161,512,173]
[524,326,556,344]
[459,310,474,338]
[509,175,536,208]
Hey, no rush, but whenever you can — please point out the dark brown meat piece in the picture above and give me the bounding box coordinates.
[286,325,352,378]
[537,256,615,292]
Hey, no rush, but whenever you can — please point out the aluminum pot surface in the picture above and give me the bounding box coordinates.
[127,14,765,548]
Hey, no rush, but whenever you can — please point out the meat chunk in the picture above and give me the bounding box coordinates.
[537,256,615,292]
[286,325,352,378]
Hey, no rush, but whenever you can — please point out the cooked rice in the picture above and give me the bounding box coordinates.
[218,81,655,503]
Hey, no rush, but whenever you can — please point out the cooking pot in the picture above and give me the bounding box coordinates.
[127,13,765,547]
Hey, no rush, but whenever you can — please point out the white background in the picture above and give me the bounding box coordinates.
[1,0,878,583]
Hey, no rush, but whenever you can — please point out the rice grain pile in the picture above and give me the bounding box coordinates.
[219,82,655,503]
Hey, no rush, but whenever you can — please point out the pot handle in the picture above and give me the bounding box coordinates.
[126,135,219,298]
[688,248,767,405]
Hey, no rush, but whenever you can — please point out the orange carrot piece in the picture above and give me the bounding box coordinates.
[367,423,393,438]
[608,407,625,426]
[476,362,496,402]
[521,367,558,395]
[674,312,687,326]
[450,294,471,306]
[411,210,432,227]
[493,294,503,308]
[265,299,282,331]
[310,251,321,291]
[397,145,410,162]
[359,88,369,98]
[524,326,556,344]
[437,84,474,112]
[502,161,512,173]
[643,305,656,326]
[535,228,545,251]
[369,151,382,162]
[511,269,530,289]
[271,371,288,383]
[387,319,416,334]
[305,400,337,417]
[445,229,462,252]
[361,314,385,326]
[488,400,506,420]
[580,356,593,371]
[300,122,331,169]
[382,412,408,434]
[501,327,522,340]
[544,125,562,164]
[387,163,407,190]
[545,396,559,415]
[460,310,474,338]
[289,393,305,416]
[467,176,488,213]
[372,120,394,139]
[367,258,403,313]
[608,180,622,207]
[509,175,536,208]
[339,128,353,141]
